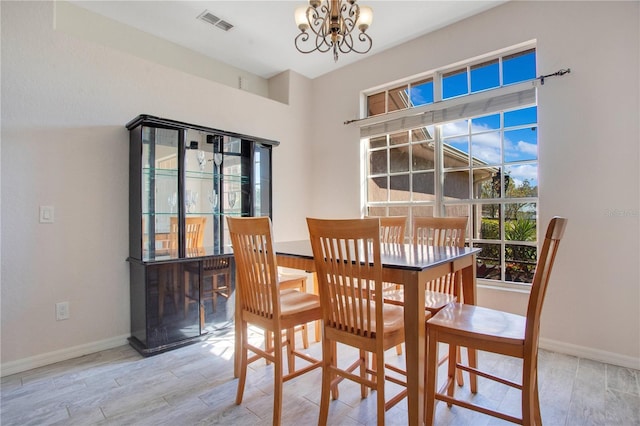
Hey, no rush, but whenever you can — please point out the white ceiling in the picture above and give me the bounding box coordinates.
[70,1,507,80]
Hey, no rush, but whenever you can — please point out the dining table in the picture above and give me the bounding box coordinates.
[234,239,480,426]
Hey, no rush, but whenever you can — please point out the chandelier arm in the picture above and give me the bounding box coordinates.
[339,31,372,54]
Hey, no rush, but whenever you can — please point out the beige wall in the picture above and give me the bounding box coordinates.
[0,1,313,372]
[1,0,639,373]
[309,1,640,367]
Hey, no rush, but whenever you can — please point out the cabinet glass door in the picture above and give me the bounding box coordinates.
[184,129,218,256]
[142,127,179,260]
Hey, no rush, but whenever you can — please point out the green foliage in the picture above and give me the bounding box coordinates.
[480,219,500,239]
[505,218,536,242]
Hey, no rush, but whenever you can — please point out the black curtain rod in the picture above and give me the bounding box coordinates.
[537,68,571,85]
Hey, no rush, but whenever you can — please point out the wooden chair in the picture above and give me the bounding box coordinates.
[383,217,466,363]
[425,217,568,426]
[307,217,416,425]
[227,216,322,426]
[378,216,407,244]
[368,216,408,356]
[264,273,312,363]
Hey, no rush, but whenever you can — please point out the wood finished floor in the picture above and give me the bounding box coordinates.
[1,323,639,426]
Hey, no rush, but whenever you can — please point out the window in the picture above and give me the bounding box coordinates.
[363,47,538,284]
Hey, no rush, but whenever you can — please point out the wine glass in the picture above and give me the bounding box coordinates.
[197,150,206,172]
[167,192,177,213]
[208,189,218,212]
[213,153,223,172]
[228,192,237,209]
[185,190,198,213]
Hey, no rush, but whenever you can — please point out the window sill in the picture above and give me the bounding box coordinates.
[476,279,532,294]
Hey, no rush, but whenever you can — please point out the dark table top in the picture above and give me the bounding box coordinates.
[274,240,480,272]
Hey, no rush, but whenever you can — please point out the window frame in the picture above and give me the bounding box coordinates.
[361,44,539,287]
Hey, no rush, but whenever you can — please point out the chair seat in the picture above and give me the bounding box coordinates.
[327,300,405,337]
[384,289,456,314]
[280,289,321,319]
[428,303,526,344]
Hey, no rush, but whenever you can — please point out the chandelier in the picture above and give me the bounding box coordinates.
[294,0,373,62]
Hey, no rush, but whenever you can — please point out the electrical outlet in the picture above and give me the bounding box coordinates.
[56,302,70,320]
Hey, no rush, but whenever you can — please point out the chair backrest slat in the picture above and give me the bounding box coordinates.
[227,217,281,321]
[377,216,407,244]
[308,218,383,338]
[413,217,467,247]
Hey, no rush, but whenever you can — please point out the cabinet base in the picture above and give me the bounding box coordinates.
[128,333,208,357]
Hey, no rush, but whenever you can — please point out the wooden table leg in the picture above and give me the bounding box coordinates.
[461,259,478,392]
[404,269,426,426]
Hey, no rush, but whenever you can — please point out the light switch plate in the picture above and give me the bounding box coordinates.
[40,206,54,223]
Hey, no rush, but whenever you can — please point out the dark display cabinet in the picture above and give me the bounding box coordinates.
[126,115,278,355]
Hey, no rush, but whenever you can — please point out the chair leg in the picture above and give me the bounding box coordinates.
[210,276,217,313]
[446,343,456,406]
[455,346,464,386]
[522,356,538,426]
[265,331,273,365]
[468,347,478,393]
[360,349,368,399]
[534,371,542,425]
[301,323,309,349]
[395,344,403,356]
[319,337,334,425]
[235,320,249,405]
[273,330,284,426]
[286,328,295,374]
[375,347,386,425]
[331,341,339,400]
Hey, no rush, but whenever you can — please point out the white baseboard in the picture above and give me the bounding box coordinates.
[1,334,130,377]
[540,337,640,370]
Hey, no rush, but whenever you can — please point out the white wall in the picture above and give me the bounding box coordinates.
[309,1,640,368]
[0,1,313,372]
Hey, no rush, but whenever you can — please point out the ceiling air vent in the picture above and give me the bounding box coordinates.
[197,10,234,32]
